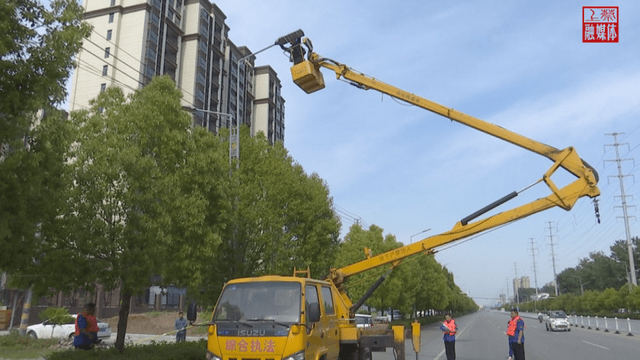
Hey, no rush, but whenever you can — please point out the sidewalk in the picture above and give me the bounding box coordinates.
[0,329,206,345]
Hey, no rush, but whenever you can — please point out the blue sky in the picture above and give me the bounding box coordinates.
[213,0,640,306]
[64,1,640,306]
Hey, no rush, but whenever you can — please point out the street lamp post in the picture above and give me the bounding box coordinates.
[410,228,431,243]
[185,107,233,171]
[187,107,232,131]
[233,30,305,169]
[614,259,633,292]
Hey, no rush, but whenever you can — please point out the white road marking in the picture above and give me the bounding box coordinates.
[582,340,609,350]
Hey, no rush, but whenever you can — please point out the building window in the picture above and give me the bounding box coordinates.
[104,47,110,58]
[100,83,106,92]
[110,0,116,6]
[102,65,108,76]
[106,29,112,40]
[108,13,114,23]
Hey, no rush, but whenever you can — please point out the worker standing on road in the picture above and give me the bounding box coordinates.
[439,314,458,360]
[506,319,514,360]
[507,309,525,360]
[175,311,188,342]
[74,303,99,350]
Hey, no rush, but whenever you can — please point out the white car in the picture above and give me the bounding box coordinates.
[26,314,112,340]
[544,310,571,332]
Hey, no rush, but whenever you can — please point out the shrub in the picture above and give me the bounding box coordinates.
[46,339,207,360]
[39,307,74,325]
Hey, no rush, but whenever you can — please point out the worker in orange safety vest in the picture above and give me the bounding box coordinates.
[439,314,458,360]
[507,309,525,360]
[74,303,100,350]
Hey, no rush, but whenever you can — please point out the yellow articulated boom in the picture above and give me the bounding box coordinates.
[190,30,600,360]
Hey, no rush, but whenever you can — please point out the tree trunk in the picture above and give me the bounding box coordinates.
[115,289,132,353]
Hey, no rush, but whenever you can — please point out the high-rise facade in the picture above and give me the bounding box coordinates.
[70,0,285,143]
[513,276,531,292]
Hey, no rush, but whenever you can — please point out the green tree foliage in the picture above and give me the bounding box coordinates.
[517,287,538,301]
[556,237,639,297]
[66,76,228,352]
[0,0,90,271]
[626,286,640,312]
[335,224,476,316]
[202,127,341,302]
[519,284,640,315]
[411,256,450,314]
[38,307,73,325]
[610,238,639,264]
[334,224,405,314]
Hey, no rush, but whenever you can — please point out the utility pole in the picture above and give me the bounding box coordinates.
[547,222,559,296]
[505,278,510,304]
[513,263,519,304]
[605,133,637,286]
[530,238,539,301]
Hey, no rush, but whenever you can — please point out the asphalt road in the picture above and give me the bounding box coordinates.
[373,310,640,360]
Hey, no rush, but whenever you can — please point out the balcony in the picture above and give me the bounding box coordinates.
[197,73,206,86]
[198,41,208,54]
[197,57,207,71]
[166,36,178,50]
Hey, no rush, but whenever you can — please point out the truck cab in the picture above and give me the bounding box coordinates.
[203,276,343,360]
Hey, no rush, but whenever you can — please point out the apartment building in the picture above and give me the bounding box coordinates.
[70,0,285,143]
[512,276,531,293]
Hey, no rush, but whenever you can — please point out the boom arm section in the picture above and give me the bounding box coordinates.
[282,34,600,287]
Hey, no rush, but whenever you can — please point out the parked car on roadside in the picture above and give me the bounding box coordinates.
[383,309,402,322]
[544,310,570,332]
[26,314,112,340]
[355,314,373,328]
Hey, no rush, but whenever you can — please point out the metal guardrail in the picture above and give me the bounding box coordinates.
[505,311,640,335]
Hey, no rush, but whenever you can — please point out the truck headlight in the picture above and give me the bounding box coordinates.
[284,351,305,360]
[206,351,222,360]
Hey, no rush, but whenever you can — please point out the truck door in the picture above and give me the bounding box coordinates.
[320,285,340,360]
[306,284,338,360]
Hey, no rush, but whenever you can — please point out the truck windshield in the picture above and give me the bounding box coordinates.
[213,281,301,323]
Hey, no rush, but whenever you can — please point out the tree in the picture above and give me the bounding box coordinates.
[411,255,450,315]
[0,0,90,272]
[517,287,539,301]
[198,127,341,303]
[557,268,584,296]
[334,224,406,315]
[66,76,228,352]
[577,251,625,292]
[626,286,640,312]
[610,238,639,265]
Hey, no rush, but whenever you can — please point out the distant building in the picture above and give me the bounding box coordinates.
[70,0,285,144]
[512,276,530,294]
